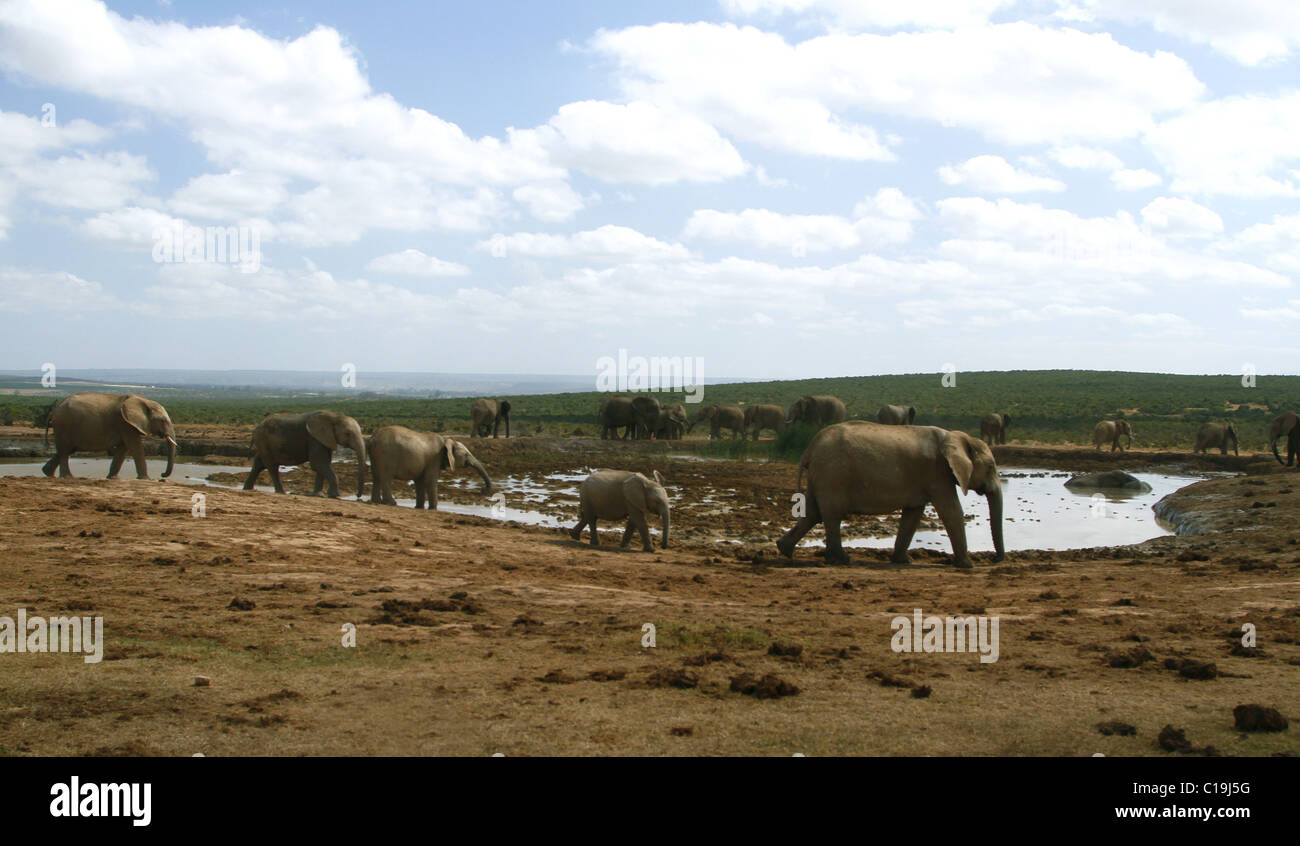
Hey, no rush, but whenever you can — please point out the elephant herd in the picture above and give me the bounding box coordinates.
[35,391,1300,570]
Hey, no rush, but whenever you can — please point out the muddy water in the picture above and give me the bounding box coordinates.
[834,468,1213,553]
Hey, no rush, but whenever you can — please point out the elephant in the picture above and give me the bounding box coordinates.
[599,396,660,440]
[1280,420,1300,470]
[979,412,1010,445]
[470,398,511,438]
[744,404,785,441]
[689,404,745,439]
[1270,411,1298,466]
[1092,420,1133,452]
[41,392,177,479]
[786,395,847,428]
[1194,421,1238,456]
[652,403,688,440]
[777,422,1004,569]
[876,404,916,425]
[568,469,670,551]
[243,410,367,499]
[368,426,492,508]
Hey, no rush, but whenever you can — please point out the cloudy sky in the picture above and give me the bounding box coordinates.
[1,0,1298,380]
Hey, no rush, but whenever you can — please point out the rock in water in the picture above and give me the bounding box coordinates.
[1065,471,1152,492]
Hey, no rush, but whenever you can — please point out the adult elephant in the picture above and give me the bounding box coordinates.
[599,396,660,440]
[368,426,492,508]
[1270,411,1299,466]
[776,422,1004,569]
[689,404,745,439]
[876,404,916,425]
[653,403,688,440]
[1280,419,1300,470]
[786,395,846,428]
[470,398,511,438]
[41,392,177,479]
[744,404,785,441]
[1092,420,1133,452]
[1194,422,1238,456]
[243,410,367,499]
[979,412,1010,445]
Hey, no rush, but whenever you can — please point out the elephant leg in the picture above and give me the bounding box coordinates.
[129,437,149,479]
[619,519,635,548]
[107,446,127,479]
[777,492,822,558]
[268,463,286,494]
[569,514,588,542]
[821,509,848,566]
[634,512,652,551]
[893,506,925,565]
[244,456,265,490]
[588,517,600,546]
[423,468,440,509]
[308,442,339,497]
[932,486,973,568]
[59,451,73,477]
[42,454,60,477]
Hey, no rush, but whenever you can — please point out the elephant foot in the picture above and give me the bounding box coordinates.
[951,557,974,569]
[823,550,850,567]
[890,553,911,565]
[568,527,582,541]
[641,546,653,553]
[991,552,1006,563]
[775,536,796,558]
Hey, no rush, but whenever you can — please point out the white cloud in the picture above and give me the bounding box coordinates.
[938,155,1066,193]
[1110,168,1162,191]
[169,171,289,220]
[683,187,921,252]
[1146,93,1300,197]
[1140,197,1223,239]
[478,224,691,262]
[512,181,586,223]
[590,22,1203,151]
[540,100,747,185]
[0,267,119,312]
[80,206,186,249]
[1049,145,1162,191]
[721,0,1019,30]
[1063,0,1300,65]
[364,249,470,277]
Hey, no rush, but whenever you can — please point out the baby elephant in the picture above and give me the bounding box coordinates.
[569,470,670,551]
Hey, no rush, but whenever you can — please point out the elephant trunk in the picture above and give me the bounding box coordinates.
[986,478,1005,563]
[162,435,176,478]
[659,506,670,549]
[353,436,367,499]
[468,456,493,494]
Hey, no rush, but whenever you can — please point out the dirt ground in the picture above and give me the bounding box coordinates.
[0,433,1296,756]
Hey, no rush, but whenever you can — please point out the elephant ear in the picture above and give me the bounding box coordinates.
[120,396,150,436]
[651,469,664,486]
[442,439,458,470]
[943,431,977,494]
[623,474,649,512]
[305,414,339,449]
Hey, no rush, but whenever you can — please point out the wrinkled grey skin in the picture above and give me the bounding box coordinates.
[1283,423,1300,470]
[244,410,367,499]
[689,404,745,439]
[599,396,661,440]
[368,425,492,508]
[876,404,916,425]
[1064,471,1151,491]
[1092,420,1133,452]
[777,422,1004,569]
[470,398,511,438]
[744,404,786,441]
[1270,411,1298,466]
[786,395,847,427]
[1193,421,1238,456]
[652,403,688,440]
[979,412,1010,445]
[569,469,670,551]
[42,392,177,479]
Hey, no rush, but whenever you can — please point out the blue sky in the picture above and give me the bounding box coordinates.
[2,0,1299,380]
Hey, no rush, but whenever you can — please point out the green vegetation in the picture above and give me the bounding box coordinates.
[2,370,1297,453]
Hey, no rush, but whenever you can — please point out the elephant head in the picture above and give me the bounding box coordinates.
[943,430,1005,562]
[1116,420,1133,448]
[624,469,670,549]
[444,438,493,494]
[121,395,177,478]
[630,395,662,439]
[786,396,813,424]
[688,404,716,433]
[306,412,368,498]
